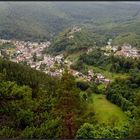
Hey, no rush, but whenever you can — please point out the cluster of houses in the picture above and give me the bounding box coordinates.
[0,39,64,77]
[95,73,111,84]
[88,70,111,84]
[0,39,51,61]
[28,54,65,77]
[0,38,112,85]
[0,39,11,44]
[70,69,111,84]
[103,42,140,58]
[115,44,140,58]
[67,26,81,39]
[0,38,72,78]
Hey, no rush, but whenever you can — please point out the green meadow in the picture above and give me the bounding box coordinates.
[87,94,128,126]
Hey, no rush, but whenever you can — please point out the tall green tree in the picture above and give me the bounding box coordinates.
[55,69,84,138]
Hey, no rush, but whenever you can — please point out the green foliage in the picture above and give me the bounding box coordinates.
[76,80,89,91]
[70,60,85,72]
[0,63,87,139]
[36,119,60,138]
[20,126,36,138]
[16,109,34,129]
[110,56,140,73]
[76,123,130,139]
[79,49,110,68]
[74,48,140,74]
[106,75,140,112]
[54,70,86,138]
[0,43,16,49]
[79,91,89,102]
[73,48,112,73]
[89,82,100,94]
[20,119,60,139]
[0,81,33,117]
[112,33,140,48]
[0,127,16,138]
[0,81,32,99]
[76,123,95,139]
[0,58,57,98]
[130,92,140,138]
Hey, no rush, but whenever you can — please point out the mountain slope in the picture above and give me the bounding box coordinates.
[0,2,140,41]
[0,2,72,41]
[47,27,104,55]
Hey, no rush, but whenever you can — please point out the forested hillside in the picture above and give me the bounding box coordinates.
[0,58,85,138]
[0,58,140,138]
[47,28,104,55]
[0,2,140,41]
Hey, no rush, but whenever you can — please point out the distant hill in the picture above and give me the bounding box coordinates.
[0,2,72,41]
[0,2,140,41]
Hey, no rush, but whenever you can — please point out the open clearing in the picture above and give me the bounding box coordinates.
[87,94,128,126]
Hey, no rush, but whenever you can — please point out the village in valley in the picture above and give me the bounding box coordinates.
[0,26,140,86]
[0,38,112,85]
[103,39,140,58]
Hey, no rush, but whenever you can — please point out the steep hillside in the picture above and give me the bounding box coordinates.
[47,27,107,57]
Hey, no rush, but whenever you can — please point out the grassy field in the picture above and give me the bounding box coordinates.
[87,94,128,126]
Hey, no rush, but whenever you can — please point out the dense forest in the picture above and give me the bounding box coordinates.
[0,58,85,138]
